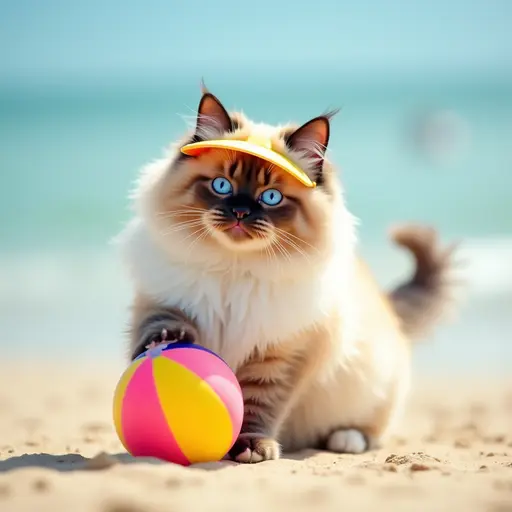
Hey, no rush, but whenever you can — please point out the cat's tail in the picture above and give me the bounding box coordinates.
[387,223,461,342]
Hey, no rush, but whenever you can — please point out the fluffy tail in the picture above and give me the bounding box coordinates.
[387,223,460,341]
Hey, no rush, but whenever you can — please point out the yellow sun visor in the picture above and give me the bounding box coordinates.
[180,134,316,188]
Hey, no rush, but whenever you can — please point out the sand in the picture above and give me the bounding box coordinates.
[0,362,511,512]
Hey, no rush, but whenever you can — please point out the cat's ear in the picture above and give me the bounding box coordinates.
[285,110,338,176]
[195,88,233,139]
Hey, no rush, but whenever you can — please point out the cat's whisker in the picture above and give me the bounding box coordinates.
[181,225,210,253]
[273,226,319,253]
[157,214,201,223]
[160,215,204,226]
[252,221,276,238]
[272,243,290,275]
[162,220,206,236]
[275,229,306,250]
[276,233,312,263]
[162,217,205,228]
[181,205,209,212]
[251,223,289,271]
[172,206,209,215]
[260,237,273,268]
[208,213,228,222]
[251,227,270,246]
[181,224,209,241]
[253,219,272,228]
[275,234,315,263]
[269,239,281,270]
[272,238,293,265]
[157,211,198,218]
[253,220,314,263]
[157,206,208,214]
[255,229,277,267]
[192,220,226,246]
[188,226,212,253]
[156,207,208,219]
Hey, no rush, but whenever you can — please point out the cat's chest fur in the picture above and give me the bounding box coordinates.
[119,220,343,369]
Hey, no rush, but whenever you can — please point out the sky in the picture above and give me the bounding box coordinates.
[1,0,511,86]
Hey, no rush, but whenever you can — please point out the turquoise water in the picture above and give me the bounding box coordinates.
[1,78,511,373]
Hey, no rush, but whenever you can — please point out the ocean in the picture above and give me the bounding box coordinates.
[1,77,511,375]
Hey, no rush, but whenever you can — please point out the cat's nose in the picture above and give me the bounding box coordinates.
[231,206,251,220]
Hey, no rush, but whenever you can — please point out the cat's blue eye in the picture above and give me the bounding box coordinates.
[211,177,233,195]
[260,188,283,206]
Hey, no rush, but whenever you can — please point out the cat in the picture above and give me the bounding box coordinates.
[116,85,458,463]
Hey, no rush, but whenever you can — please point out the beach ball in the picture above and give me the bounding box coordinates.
[113,343,244,465]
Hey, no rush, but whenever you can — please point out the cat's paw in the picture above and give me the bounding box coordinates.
[145,325,196,350]
[132,324,197,360]
[326,428,368,454]
[228,434,281,463]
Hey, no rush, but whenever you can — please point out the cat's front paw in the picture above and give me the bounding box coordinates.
[132,324,197,360]
[228,434,280,463]
[145,326,195,350]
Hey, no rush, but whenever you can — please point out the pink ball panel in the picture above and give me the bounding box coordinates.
[162,347,241,392]
[122,358,190,465]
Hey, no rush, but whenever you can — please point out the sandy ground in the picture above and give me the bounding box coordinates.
[0,362,511,512]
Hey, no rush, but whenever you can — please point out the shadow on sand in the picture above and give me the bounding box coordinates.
[0,449,319,473]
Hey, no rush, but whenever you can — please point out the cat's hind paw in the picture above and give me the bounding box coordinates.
[326,428,368,454]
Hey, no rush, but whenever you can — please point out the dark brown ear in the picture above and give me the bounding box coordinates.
[195,92,234,139]
[285,111,338,180]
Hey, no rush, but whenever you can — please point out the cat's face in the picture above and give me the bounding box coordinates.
[160,150,329,255]
[146,89,345,268]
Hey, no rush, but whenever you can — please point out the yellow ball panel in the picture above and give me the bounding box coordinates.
[152,356,233,463]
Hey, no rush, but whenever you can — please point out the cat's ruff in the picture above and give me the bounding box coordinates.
[118,211,357,372]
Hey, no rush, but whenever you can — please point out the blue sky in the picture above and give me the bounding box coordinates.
[1,0,511,86]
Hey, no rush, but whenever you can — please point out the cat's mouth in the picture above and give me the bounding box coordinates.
[220,221,253,240]
[205,210,274,250]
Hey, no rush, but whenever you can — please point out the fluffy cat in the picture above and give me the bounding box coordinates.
[116,86,457,463]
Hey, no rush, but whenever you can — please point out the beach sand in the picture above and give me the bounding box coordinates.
[0,362,511,512]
